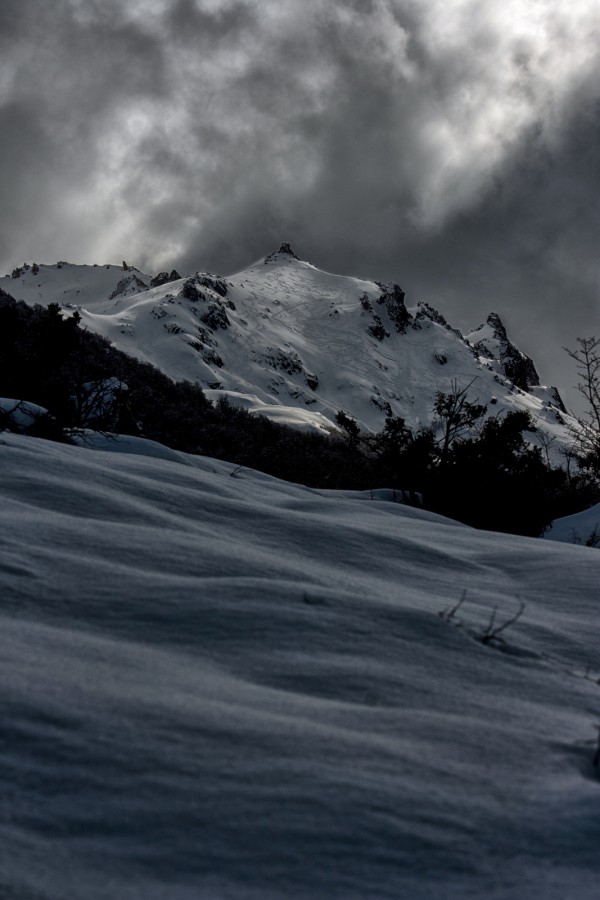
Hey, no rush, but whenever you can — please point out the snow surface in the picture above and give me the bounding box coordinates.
[2,432,600,898]
[1,253,573,451]
[545,503,600,547]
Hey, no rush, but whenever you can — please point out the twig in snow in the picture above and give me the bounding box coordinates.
[439,589,467,623]
[479,598,525,645]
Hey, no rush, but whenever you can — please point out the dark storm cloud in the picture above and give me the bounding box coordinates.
[2,0,600,406]
[1,0,170,264]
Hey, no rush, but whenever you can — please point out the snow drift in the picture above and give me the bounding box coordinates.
[1,432,600,898]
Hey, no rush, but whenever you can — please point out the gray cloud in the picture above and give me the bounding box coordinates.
[2,0,600,408]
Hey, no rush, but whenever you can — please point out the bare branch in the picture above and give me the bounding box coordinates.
[440,588,467,622]
[480,598,525,645]
[564,337,600,461]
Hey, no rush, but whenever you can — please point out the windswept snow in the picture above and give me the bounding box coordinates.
[1,432,600,898]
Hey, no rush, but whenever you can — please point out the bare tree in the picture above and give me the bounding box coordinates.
[564,336,600,461]
[433,378,487,464]
[71,376,127,430]
[535,429,557,469]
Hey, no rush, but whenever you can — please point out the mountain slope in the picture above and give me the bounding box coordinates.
[2,248,572,446]
[1,432,600,899]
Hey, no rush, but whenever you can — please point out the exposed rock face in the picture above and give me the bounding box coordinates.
[264,347,303,375]
[368,317,388,341]
[414,302,465,341]
[469,313,540,391]
[181,278,206,302]
[376,283,411,333]
[150,270,181,288]
[200,303,229,331]
[108,274,149,300]
[197,275,228,297]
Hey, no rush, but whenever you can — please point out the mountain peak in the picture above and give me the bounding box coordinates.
[264,243,300,264]
[467,312,540,391]
[0,252,571,453]
[486,312,508,341]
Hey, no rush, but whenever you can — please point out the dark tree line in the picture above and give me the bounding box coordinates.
[1,289,598,537]
[337,392,597,538]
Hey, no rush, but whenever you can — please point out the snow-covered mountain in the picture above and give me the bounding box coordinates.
[2,246,572,445]
[2,431,600,899]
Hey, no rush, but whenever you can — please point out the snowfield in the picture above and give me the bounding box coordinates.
[1,432,600,899]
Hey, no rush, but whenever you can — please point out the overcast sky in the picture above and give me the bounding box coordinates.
[2,0,599,408]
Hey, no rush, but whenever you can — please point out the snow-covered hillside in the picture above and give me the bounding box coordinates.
[2,247,572,446]
[1,432,600,899]
[545,502,600,547]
